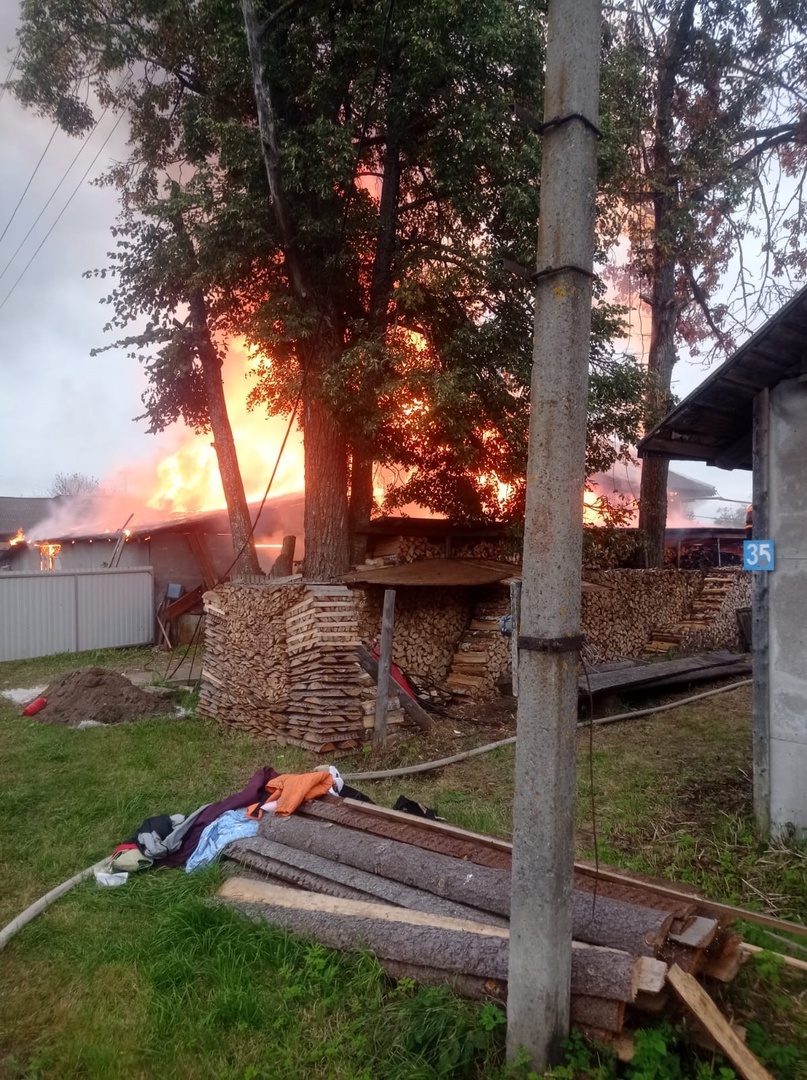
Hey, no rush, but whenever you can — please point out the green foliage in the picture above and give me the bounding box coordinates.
[14,0,651,526]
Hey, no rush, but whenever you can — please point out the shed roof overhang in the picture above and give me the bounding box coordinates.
[638,284,807,470]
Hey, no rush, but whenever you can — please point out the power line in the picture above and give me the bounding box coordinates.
[0,124,59,247]
[0,43,21,106]
[0,105,128,315]
[0,98,118,286]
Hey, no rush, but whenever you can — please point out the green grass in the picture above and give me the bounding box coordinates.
[2,654,807,1078]
[0,650,513,1080]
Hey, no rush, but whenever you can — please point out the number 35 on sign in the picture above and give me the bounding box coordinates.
[743,540,775,571]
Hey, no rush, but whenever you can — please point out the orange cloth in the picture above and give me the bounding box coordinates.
[248,771,335,818]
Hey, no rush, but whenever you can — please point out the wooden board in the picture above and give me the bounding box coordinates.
[667,964,775,1080]
[581,652,748,697]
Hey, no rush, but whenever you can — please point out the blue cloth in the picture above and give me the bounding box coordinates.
[185,809,259,872]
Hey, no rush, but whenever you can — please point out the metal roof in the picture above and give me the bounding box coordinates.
[0,496,57,540]
[639,283,807,469]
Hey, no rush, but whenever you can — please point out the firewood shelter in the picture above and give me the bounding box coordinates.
[639,283,807,839]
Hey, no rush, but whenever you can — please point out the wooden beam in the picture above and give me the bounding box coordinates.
[667,965,775,1080]
[374,588,396,749]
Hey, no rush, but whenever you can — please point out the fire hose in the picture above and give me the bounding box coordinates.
[342,678,752,782]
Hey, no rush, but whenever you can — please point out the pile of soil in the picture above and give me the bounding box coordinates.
[34,667,173,726]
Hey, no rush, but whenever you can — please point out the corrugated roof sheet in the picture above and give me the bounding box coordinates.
[639,282,807,468]
[0,497,57,539]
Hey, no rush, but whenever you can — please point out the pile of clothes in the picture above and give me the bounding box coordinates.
[108,766,435,878]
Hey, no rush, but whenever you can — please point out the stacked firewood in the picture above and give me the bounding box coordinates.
[645,570,751,656]
[445,589,511,696]
[220,797,763,1069]
[581,570,704,661]
[199,581,405,752]
[283,585,405,753]
[354,586,471,684]
[198,580,307,735]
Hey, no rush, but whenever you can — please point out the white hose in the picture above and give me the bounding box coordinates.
[0,858,109,952]
[342,678,752,782]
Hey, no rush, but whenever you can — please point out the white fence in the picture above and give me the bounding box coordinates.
[0,568,154,662]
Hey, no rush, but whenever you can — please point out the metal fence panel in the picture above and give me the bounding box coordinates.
[0,568,154,662]
[76,570,153,652]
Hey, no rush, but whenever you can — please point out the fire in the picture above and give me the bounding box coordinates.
[9,528,27,546]
[148,340,305,513]
[37,542,61,570]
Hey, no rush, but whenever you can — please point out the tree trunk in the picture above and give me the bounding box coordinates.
[637,0,697,567]
[188,289,262,578]
[302,356,350,579]
[638,250,677,566]
[349,446,374,564]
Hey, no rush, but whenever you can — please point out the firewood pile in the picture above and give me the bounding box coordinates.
[581,570,706,661]
[366,535,515,565]
[354,585,471,684]
[445,589,511,696]
[199,581,405,752]
[218,797,770,1071]
[645,570,750,655]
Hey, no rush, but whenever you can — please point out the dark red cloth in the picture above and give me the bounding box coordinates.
[161,766,278,868]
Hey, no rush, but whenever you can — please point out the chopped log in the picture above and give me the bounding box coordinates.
[224,836,508,926]
[668,915,718,949]
[356,646,433,732]
[256,814,676,955]
[218,878,666,1003]
[667,964,775,1080]
[268,535,296,579]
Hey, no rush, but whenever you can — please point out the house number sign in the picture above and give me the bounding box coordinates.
[743,540,775,571]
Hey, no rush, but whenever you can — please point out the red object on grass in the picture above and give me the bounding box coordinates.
[22,696,47,716]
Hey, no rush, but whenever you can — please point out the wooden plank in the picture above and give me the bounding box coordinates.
[581,652,747,696]
[218,877,665,1001]
[739,943,807,975]
[666,964,775,1080]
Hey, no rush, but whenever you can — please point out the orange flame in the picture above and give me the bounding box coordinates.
[147,340,305,513]
[37,541,61,570]
[9,528,27,546]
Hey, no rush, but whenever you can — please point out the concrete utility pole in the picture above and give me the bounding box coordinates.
[506,0,602,1070]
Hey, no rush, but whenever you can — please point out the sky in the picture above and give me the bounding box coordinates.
[0,10,753,515]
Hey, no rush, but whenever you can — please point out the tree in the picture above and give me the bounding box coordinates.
[607,1,807,564]
[15,0,648,576]
[49,472,99,498]
[714,503,747,528]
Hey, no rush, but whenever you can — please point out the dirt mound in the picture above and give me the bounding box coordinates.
[35,667,172,726]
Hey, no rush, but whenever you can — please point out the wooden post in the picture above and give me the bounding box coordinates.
[510,580,522,697]
[374,589,396,749]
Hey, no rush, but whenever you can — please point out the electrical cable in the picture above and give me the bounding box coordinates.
[0,97,116,287]
[0,104,128,315]
[341,678,752,781]
[0,124,59,247]
[161,0,397,683]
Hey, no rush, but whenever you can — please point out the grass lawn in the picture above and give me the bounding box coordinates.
[1,649,806,1079]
